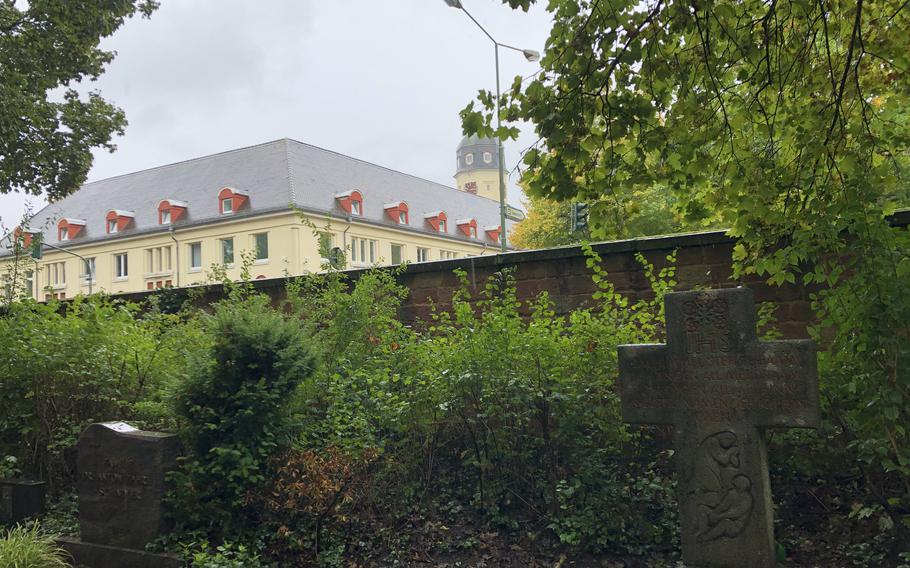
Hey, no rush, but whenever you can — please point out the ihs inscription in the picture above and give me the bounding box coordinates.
[683,295,731,354]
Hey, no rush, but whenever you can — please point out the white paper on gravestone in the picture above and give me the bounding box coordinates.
[100,422,138,433]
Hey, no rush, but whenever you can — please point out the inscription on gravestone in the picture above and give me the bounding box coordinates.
[76,422,179,550]
[618,288,819,568]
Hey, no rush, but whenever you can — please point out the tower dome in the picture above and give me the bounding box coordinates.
[454,135,501,202]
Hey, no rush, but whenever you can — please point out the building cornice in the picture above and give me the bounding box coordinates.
[2,204,505,260]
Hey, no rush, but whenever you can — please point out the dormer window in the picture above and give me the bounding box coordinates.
[335,190,364,216]
[465,153,474,165]
[218,187,248,215]
[485,225,502,242]
[158,199,188,225]
[424,211,448,233]
[456,218,478,238]
[483,152,493,163]
[56,218,86,242]
[106,210,134,234]
[384,201,409,225]
[14,228,38,250]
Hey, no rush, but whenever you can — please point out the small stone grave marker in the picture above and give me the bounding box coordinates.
[618,287,819,568]
[59,422,182,568]
[0,479,46,524]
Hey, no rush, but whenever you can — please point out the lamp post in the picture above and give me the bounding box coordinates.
[444,0,539,253]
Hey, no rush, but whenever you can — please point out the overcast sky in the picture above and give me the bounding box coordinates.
[0,0,552,227]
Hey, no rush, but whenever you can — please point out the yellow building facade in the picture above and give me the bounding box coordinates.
[1,138,511,301]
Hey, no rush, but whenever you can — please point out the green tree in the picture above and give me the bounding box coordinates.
[0,0,158,200]
[510,195,583,249]
[512,182,708,249]
[465,0,910,541]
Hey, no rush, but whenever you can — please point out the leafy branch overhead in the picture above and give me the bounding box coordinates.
[466,0,910,517]
[0,0,159,201]
[463,0,910,259]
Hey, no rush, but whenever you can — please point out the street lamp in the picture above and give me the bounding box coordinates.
[444,0,540,252]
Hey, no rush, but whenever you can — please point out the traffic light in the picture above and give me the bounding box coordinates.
[29,232,43,260]
[571,202,589,232]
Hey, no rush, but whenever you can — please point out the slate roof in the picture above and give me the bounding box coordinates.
[3,138,511,253]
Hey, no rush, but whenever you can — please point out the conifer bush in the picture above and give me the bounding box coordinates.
[169,294,316,538]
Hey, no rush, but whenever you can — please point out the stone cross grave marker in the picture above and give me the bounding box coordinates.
[618,288,819,568]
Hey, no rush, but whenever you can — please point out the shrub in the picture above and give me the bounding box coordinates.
[283,253,680,556]
[0,296,202,487]
[169,294,317,538]
[0,524,71,568]
[254,447,377,564]
[184,541,264,568]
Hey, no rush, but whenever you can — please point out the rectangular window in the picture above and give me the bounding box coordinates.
[221,198,233,214]
[390,244,403,265]
[161,209,171,224]
[145,246,172,274]
[115,253,128,279]
[254,233,269,260]
[350,237,377,264]
[440,250,458,260]
[82,258,96,283]
[47,262,66,287]
[221,238,234,264]
[439,220,447,232]
[108,219,118,233]
[189,242,202,270]
[351,200,362,216]
[25,270,34,298]
[416,247,430,262]
[398,211,407,224]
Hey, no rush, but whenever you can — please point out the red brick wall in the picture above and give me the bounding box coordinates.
[115,228,815,339]
[391,231,812,339]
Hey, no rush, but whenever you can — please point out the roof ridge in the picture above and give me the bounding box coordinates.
[283,138,503,205]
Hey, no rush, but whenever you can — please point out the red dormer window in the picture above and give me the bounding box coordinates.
[335,190,364,216]
[485,225,501,242]
[57,218,86,242]
[158,199,188,225]
[105,210,135,234]
[13,228,37,249]
[424,211,448,233]
[218,187,249,215]
[456,218,478,238]
[384,201,409,224]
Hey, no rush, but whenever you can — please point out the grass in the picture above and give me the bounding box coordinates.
[0,523,71,568]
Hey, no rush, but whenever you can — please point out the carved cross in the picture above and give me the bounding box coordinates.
[618,287,819,568]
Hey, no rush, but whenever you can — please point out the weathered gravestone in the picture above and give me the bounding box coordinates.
[0,479,46,524]
[618,288,819,568]
[59,422,182,568]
